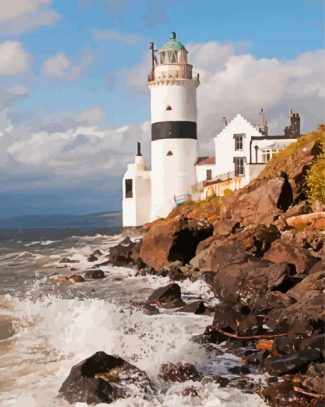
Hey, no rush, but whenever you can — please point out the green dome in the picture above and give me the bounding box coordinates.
[159,32,187,52]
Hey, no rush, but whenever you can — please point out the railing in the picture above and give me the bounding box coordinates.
[174,194,190,206]
[148,71,200,83]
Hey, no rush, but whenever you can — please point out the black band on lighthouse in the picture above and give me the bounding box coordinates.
[152,121,197,141]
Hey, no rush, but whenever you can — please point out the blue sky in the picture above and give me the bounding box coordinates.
[0,0,324,218]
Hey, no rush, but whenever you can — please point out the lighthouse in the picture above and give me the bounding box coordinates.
[148,32,200,220]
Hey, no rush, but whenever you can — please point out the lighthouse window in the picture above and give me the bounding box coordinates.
[206,169,212,180]
[234,158,245,177]
[167,151,173,156]
[125,179,133,198]
[166,105,172,111]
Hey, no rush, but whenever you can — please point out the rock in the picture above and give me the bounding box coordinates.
[147,283,181,304]
[309,260,324,274]
[159,363,202,382]
[208,259,292,304]
[179,301,206,315]
[263,238,319,274]
[263,349,322,375]
[286,211,325,230]
[163,298,186,309]
[259,380,311,407]
[212,304,237,332]
[228,365,251,375]
[84,269,105,279]
[59,257,79,264]
[220,176,293,226]
[58,351,154,404]
[87,254,98,262]
[93,249,103,256]
[245,350,269,366]
[213,219,241,237]
[140,217,213,271]
[141,303,160,315]
[108,237,140,267]
[302,374,325,395]
[201,375,230,387]
[272,335,302,355]
[68,274,85,283]
[300,334,325,357]
[284,202,313,219]
[252,291,295,314]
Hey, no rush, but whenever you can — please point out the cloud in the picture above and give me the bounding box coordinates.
[0,41,31,75]
[41,51,95,80]
[93,30,143,44]
[0,0,59,35]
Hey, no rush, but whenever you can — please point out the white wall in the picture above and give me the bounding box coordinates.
[122,157,151,227]
[150,80,198,123]
[151,138,197,220]
[214,114,263,177]
[196,164,216,183]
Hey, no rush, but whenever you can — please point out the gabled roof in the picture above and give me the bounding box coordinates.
[195,156,216,165]
[216,114,263,139]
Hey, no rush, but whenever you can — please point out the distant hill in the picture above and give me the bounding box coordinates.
[0,211,122,229]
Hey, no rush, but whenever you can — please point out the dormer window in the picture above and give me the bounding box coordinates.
[234,134,244,150]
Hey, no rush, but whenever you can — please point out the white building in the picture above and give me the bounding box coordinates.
[122,32,301,227]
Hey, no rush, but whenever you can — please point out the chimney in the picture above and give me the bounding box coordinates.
[284,109,300,138]
[221,117,228,128]
[136,142,142,156]
[258,108,268,136]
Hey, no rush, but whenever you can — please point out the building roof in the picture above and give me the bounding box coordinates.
[195,156,216,166]
[160,32,187,52]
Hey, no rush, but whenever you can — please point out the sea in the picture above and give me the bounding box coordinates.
[0,213,266,406]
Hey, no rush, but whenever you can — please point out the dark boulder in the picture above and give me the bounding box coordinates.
[201,375,230,387]
[163,298,186,309]
[179,301,206,315]
[59,257,79,264]
[84,269,105,279]
[259,380,312,407]
[58,351,154,404]
[87,253,98,262]
[300,334,325,357]
[147,283,181,304]
[159,363,202,382]
[263,349,322,375]
[108,237,141,267]
[142,304,160,315]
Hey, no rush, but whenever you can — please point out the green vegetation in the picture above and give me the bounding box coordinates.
[306,127,325,204]
[169,194,223,221]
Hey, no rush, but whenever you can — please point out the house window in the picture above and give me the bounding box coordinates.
[234,134,244,150]
[234,158,245,176]
[167,151,173,156]
[206,169,212,180]
[125,179,133,198]
[262,150,272,162]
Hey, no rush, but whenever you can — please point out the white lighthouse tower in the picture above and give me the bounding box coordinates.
[148,32,200,220]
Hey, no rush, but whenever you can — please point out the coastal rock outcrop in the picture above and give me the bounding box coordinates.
[58,351,154,404]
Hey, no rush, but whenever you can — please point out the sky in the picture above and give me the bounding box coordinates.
[0,0,324,218]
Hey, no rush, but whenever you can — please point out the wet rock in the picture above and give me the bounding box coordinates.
[212,303,237,332]
[300,334,325,357]
[147,283,181,304]
[245,350,269,366]
[272,335,302,355]
[142,304,160,315]
[263,349,322,375]
[259,380,310,407]
[263,238,319,274]
[108,237,140,267]
[84,269,105,279]
[68,274,85,283]
[87,254,98,262]
[164,298,186,309]
[228,365,251,375]
[201,375,230,387]
[59,257,80,264]
[181,387,199,397]
[159,363,202,382]
[58,351,154,404]
[179,301,206,315]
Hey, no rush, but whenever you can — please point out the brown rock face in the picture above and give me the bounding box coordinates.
[159,363,202,382]
[220,176,293,226]
[263,238,319,274]
[140,217,213,271]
